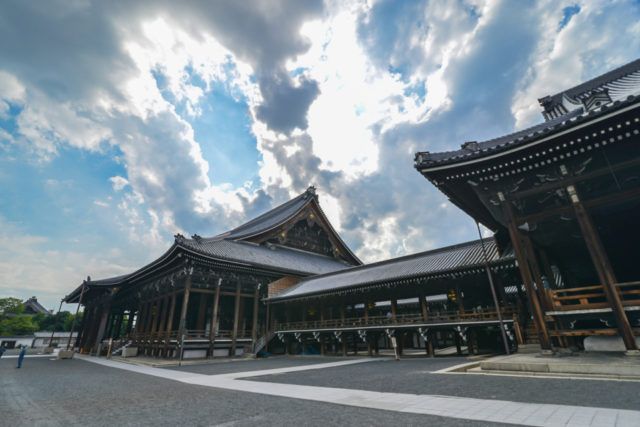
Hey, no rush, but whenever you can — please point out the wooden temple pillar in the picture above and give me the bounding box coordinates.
[92,303,110,355]
[539,250,558,290]
[125,310,133,336]
[495,276,509,307]
[230,280,242,357]
[390,298,398,323]
[502,198,552,350]
[155,295,169,356]
[208,281,221,357]
[78,305,95,351]
[176,272,192,359]
[521,235,551,310]
[196,293,207,331]
[569,191,638,353]
[113,312,124,339]
[164,293,176,357]
[364,300,372,356]
[264,302,271,355]
[456,286,465,314]
[143,300,155,356]
[149,299,161,356]
[419,290,429,322]
[251,284,260,346]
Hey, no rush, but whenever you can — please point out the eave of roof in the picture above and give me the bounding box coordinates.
[415,93,640,172]
[267,238,515,302]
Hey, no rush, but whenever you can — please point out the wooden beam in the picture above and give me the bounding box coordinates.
[264,302,271,354]
[208,281,221,357]
[503,201,552,350]
[251,285,260,345]
[572,200,638,351]
[177,273,192,360]
[390,298,398,323]
[539,250,558,290]
[419,290,429,322]
[517,187,640,225]
[508,156,640,201]
[521,234,551,310]
[230,280,242,357]
[164,294,176,358]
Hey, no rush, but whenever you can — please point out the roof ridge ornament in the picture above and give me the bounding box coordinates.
[414,151,431,167]
[461,141,479,152]
[191,234,202,243]
[174,233,186,244]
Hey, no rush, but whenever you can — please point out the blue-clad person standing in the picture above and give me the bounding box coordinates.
[16,346,27,368]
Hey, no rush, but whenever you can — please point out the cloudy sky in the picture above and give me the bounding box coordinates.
[1,0,639,311]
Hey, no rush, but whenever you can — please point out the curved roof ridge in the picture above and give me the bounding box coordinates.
[207,187,316,241]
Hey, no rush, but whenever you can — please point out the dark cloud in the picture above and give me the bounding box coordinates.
[255,73,320,134]
[163,0,325,134]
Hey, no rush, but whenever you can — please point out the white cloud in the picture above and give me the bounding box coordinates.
[109,176,129,192]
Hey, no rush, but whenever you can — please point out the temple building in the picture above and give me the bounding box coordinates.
[64,187,361,358]
[66,58,640,359]
[415,58,640,354]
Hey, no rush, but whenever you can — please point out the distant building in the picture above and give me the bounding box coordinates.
[22,296,51,315]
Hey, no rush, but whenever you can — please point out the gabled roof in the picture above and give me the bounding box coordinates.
[268,238,515,302]
[539,58,640,120]
[415,58,640,171]
[211,186,360,265]
[22,297,50,315]
[65,187,358,303]
[217,189,316,240]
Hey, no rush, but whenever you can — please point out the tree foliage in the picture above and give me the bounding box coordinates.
[0,297,24,316]
[0,315,38,335]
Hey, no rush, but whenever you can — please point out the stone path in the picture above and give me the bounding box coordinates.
[77,355,639,426]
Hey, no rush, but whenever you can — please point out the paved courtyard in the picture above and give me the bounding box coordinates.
[1,353,639,426]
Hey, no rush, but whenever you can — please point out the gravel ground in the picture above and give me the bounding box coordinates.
[248,356,640,410]
[0,356,504,427]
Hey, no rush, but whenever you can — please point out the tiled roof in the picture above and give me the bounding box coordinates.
[268,239,514,301]
[216,187,316,240]
[65,188,355,303]
[415,58,640,171]
[540,58,640,120]
[179,238,351,276]
[22,297,50,314]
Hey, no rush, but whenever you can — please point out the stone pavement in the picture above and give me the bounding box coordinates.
[77,355,640,426]
[479,352,640,379]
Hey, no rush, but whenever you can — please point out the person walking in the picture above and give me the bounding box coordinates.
[0,347,6,358]
[16,346,27,368]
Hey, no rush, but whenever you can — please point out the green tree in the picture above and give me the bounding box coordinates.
[32,312,47,329]
[0,297,24,316]
[0,315,38,335]
[63,312,82,332]
[38,311,72,331]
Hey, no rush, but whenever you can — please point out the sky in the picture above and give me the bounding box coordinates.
[1,0,640,312]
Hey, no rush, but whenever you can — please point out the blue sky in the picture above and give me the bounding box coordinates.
[1,0,640,311]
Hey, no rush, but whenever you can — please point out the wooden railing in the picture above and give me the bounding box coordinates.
[547,281,640,311]
[275,308,515,332]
